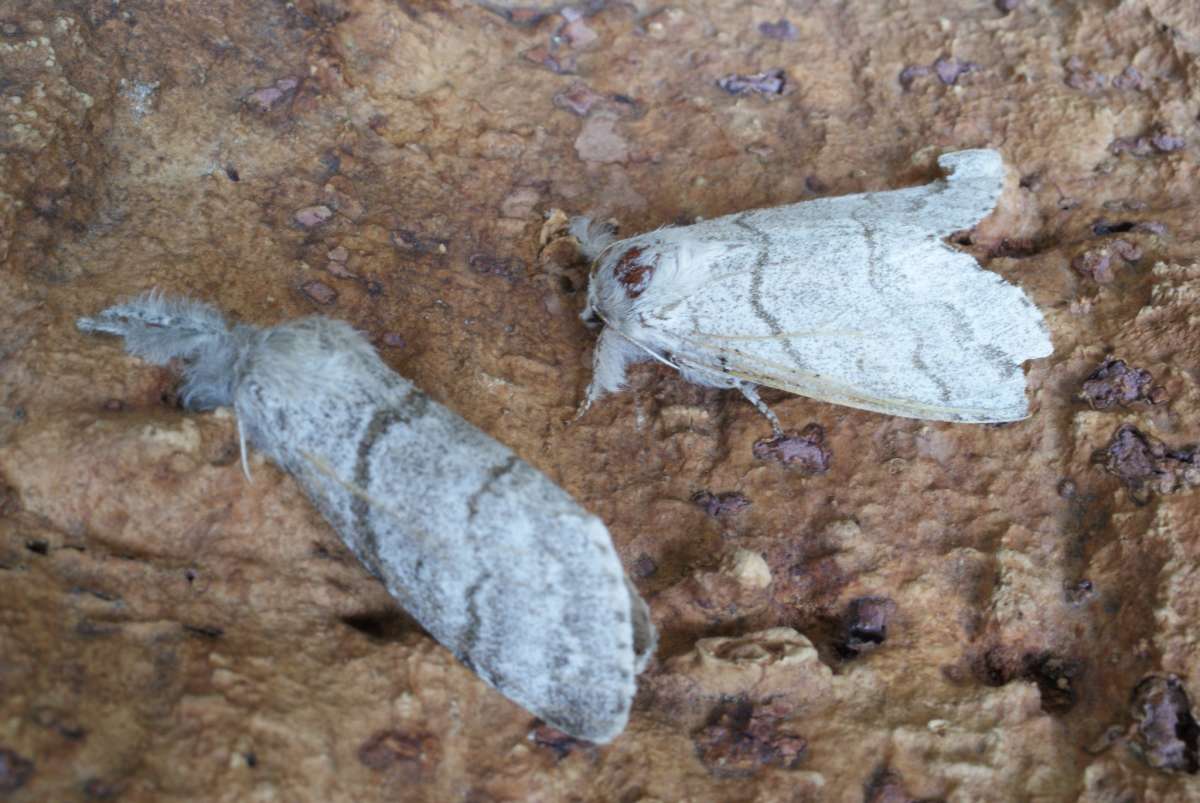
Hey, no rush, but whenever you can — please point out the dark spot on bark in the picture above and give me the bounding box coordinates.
[528,723,585,760]
[357,729,433,773]
[1093,424,1197,503]
[612,246,657,299]
[995,0,1021,12]
[933,56,978,85]
[1079,358,1158,409]
[1131,675,1200,773]
[632,554,658,578]
[1071,240,1139,283]
[340,610,415,642]
[898,64,930,90]
[25,539,48,555]
[1065,57,1106,92]
[468,254,524,282]
[692,491,752,517]
[0,482,19,517]
[83,777,120,799]
[0,747,33,794]
[1113,66,1146,90]
[837,597,897,659]
[390,229,448,254]
[1025,654,1082,714]
[31,707,86,741]
[553,81,605,117]
[753,424,831,474]
[693,699,806,777]
[523,46,575,74]
[974,647,1082,714]
[300,280,338,306]
[224,165,240,181]
[1065,578,1094,604]
[757,19,797,40]
[987,237,1043,258]
[183,624,224,639]
[1090,218,1135,236]
[864,766,934,803]
[244,752,258,768]
[716,69,787,96]
[493,7,548,27]
[1110,128,1185,156]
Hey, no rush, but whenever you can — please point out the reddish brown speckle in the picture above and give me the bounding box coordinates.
[612,246,657,298]
[753,424,831,473]
[301,280,338,305]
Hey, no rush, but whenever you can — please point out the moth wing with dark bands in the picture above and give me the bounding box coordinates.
[594,149,1051,422]
[229,318,655,743]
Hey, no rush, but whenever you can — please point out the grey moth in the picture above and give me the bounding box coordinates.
[573,149,1053,432]
[78,294,656,743]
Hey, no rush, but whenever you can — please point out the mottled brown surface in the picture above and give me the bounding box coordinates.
[3,1,1200,800]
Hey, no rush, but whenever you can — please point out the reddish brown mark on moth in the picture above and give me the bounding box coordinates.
[612,246,658,299]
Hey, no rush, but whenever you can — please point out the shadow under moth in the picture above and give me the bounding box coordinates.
[573,149,1053,432]
[78,295,656,743]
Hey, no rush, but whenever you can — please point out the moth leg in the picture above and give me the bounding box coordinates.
[576,327,646,422]
[738,383,784,437]
[569,215,619,262]
[237,416,253,481]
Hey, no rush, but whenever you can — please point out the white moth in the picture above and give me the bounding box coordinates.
[573,149,1053,431]
[77,294,656,743]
